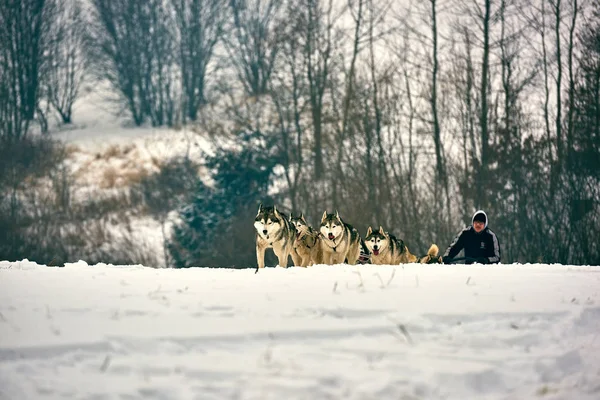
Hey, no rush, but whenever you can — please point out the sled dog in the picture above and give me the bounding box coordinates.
[319,210,362,265]
[364,226,418,264]
[289,213,323,267]
[254,204,295,268]
[419,244,443,264]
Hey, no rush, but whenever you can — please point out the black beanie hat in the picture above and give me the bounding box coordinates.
[473,212,487,224]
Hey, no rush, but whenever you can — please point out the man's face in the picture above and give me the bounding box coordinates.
[473,220,485,233]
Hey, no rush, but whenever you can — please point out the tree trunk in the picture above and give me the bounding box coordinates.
[566,0,578,169]
[478,0,491,210]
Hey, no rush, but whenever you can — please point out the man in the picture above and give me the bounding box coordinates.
[442,210,501,264]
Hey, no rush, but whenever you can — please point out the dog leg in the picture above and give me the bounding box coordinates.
[300,256,310,267]
[309,254,319,266]
[276,250,289,268]
[312,244,323,265]
[291,249,302,267]
[330,253,343,265]
[285,250,292,267]
[346,245,360,265]
[256,245,266,269]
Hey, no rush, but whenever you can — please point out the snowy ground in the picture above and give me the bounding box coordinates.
[1,261,599,400]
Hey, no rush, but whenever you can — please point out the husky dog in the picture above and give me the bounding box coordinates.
[289,213,323,267]
[419,244,443,264]
[254,204,295,268]
[364,226,418,264]
[319,210,362,265]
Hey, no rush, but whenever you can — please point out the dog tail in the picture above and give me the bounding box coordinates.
[427,244,439,257]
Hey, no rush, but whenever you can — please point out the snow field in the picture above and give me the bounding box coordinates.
[1,261,599,399]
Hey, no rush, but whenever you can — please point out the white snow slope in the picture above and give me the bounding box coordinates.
[0,261,599,400]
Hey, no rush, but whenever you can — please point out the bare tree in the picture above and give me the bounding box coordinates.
[331,0,364,209]
[172,0,226,122]
[461,27,477,218]
[491,0,539,262]
[45,0,87,124]
[0,0,55,142]
[451,0,495,210]
[565,0,579,167]
[550,0,564,167]
[363,0,391,224]
[270,1,310,211]
[478,0,492,210]
[89,0,178,127]
[444,25,477,222]
[540,0,554,163]
[499,0,539,141]
[146,1,178,127]
[304,0,336,181]
[225,0,284,97]
[428,0,451,235]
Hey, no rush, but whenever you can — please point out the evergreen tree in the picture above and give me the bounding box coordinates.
[168,130,282,267]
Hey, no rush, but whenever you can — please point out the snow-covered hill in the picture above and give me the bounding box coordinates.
[1,261,599,399]
[45,89,214,267]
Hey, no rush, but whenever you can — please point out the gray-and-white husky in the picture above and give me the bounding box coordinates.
[254,204,295,268]
[319,210,362,265]
[289,212,323,267]
[364,226,418,264]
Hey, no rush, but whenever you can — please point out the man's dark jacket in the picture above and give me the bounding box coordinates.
[443,210,501,264]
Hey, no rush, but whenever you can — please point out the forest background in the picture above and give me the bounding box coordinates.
[1,0,598,267]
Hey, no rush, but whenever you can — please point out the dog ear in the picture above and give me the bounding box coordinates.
[366,226,372,236]
[300,213,307,223]
[289,212,294,221]
[257,203,263,214]
[378,226,384,235]
[273,205,280,218]
[321,211,327,223]
[335,210,340,220]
